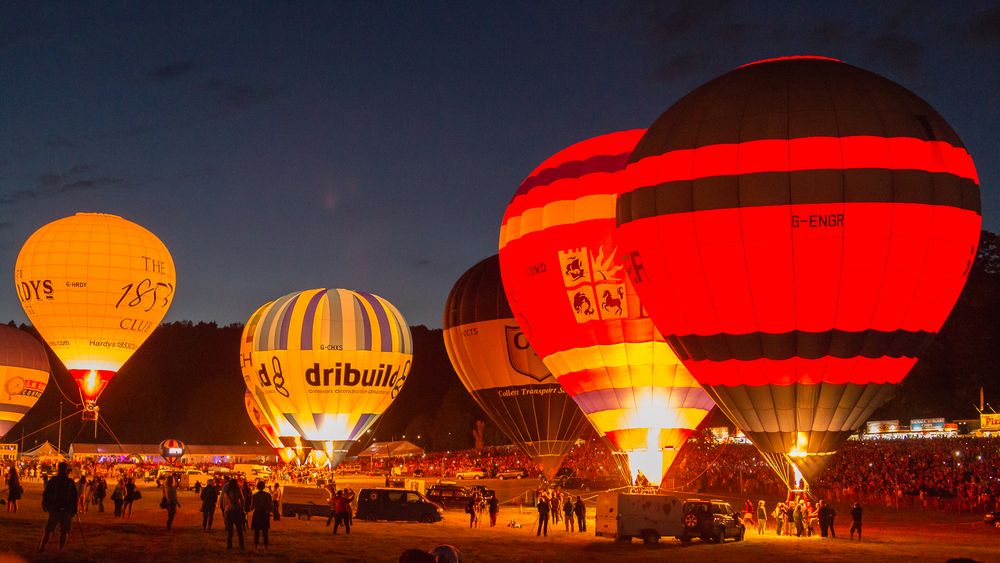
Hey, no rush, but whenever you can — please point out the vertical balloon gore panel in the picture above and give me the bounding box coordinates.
[14,213,176,381]
[242,300,301,441]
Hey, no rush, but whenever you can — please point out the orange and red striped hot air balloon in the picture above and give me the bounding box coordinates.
[499,130,715,485]
[614,56,981,487]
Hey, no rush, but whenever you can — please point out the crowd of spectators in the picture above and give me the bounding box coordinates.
[816,437,1000,513]
[668,435,1000,514]
[6,435,998,515]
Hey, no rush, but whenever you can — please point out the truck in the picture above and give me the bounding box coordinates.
[595,492,686,545]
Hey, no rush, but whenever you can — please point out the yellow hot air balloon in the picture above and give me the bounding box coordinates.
[14,213,175,418]
[0,325,50,439]
[243,390,296,464]
[249,288,412,468]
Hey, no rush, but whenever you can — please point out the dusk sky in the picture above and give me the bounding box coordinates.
[2,1,998,328]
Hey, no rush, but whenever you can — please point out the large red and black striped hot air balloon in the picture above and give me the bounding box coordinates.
[499,131,715,486]
[444,255,592,480]
[614,56,981,488]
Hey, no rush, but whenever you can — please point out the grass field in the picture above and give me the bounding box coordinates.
[1,478,997,562]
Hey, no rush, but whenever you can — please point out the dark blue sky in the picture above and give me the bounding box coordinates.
[2,1,998,327]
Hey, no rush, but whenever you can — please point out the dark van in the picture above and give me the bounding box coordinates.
[356,488,443,523]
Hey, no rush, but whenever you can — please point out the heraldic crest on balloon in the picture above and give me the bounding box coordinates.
[559,246,629,323]
[14,213,175,423]
[248,288,412,468]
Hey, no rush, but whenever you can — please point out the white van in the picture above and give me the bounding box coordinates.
[180,469,207,490]
[595,492,686,544]
[234,464,272,479]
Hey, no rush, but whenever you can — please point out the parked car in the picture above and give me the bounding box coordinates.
[561,476,589,490]
[425,484,475,509]
[356,488,443,523]
[985,511,999,527]
[679,499,745,544]
[455,468,486,480]
[282,485,333,519]
[497,468,528,480]
[552,467,575,485]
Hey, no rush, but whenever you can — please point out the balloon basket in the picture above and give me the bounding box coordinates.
[82,403,99,422]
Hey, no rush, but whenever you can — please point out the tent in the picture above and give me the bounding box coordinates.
[22,441,66,462]
[360,440,424,459]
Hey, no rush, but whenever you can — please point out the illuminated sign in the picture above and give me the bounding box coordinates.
[982,413,1000,431]
[866,420,900,434]
[0,443,18,460]
[910,417,946,432]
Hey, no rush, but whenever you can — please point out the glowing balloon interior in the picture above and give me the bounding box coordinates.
[499,131,715,485]
[249,288,412,469]
[15,213,175,405]
[614,57,981,487]
[0,326,51,439]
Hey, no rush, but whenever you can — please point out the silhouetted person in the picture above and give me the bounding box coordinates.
[201,479,220,530]
[6,464,22,513]
[536,494,549,537]
[38,462,77,552]
[250,481,273,549]
[333,491,351,534]
[850,502,863,541]
[112,480,126,517]
[818,500,830,537]
[574,496,586,532]
[162,475,181,531]
[221,477,246,550]
[94,477,107,513]
[271,482,281,521]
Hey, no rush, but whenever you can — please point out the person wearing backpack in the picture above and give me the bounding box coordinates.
[221,477,246,550]
[38,462,78,552]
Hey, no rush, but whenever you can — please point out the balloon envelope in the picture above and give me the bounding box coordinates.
[15,213,175,402]
[499,130,715,484]
[242,301,301,462]
[160,438,185,463]
[444,255,592,479]
[0,326,50,438]
[614,57,981,486]
[249,288,412,469]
